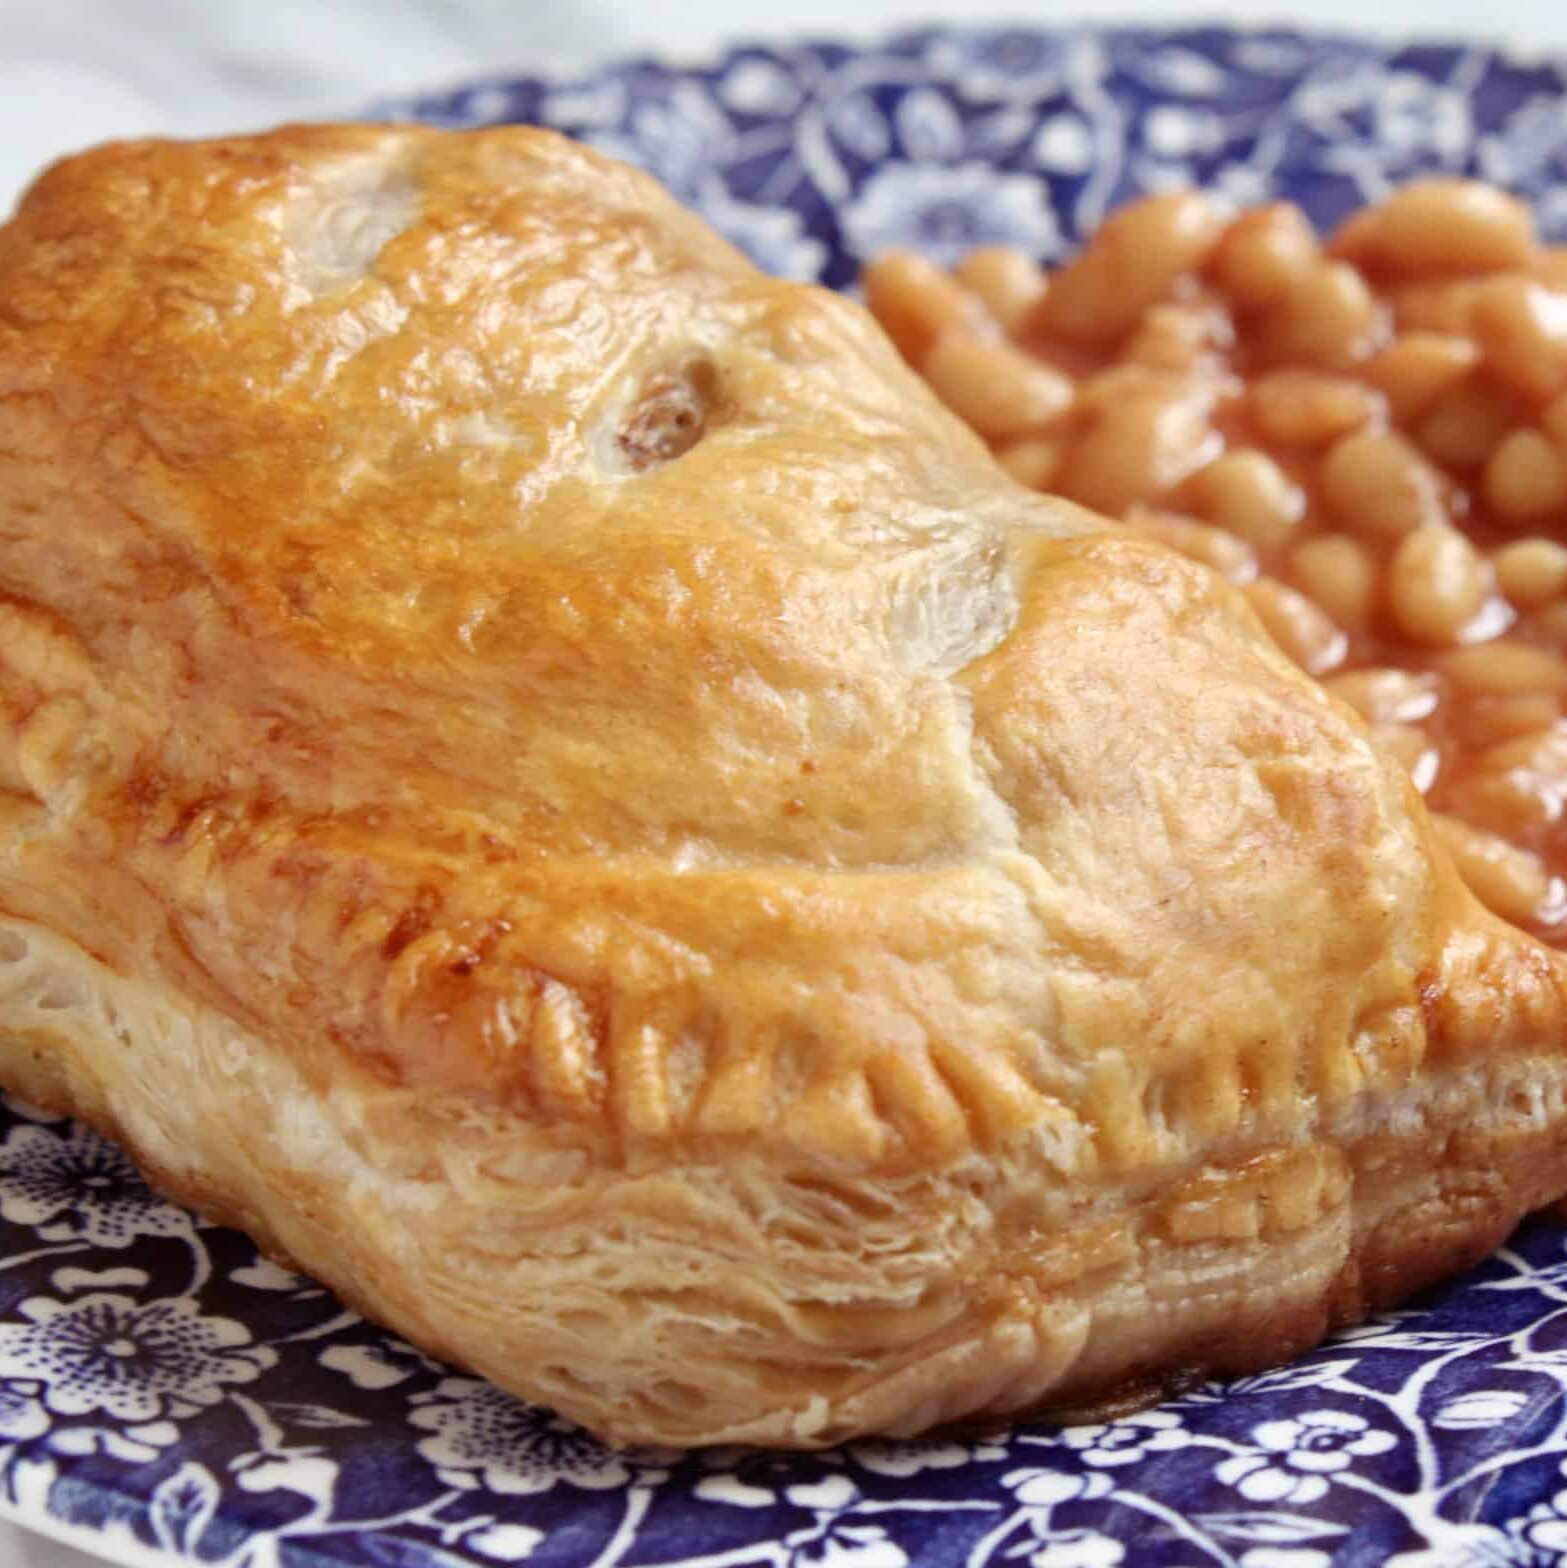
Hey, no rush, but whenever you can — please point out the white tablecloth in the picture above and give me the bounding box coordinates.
[3,0,1566,1561]
[3,1530,105,1568]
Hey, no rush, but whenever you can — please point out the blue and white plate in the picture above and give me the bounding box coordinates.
[9,26,1567,1568]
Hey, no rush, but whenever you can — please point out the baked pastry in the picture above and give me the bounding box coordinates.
[3,124,1567,1451]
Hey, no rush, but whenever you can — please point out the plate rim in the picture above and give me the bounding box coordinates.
[0,1498,187,1568]
[370,15,1567,116]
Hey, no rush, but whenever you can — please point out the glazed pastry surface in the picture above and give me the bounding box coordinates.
[2,124,1567,1447]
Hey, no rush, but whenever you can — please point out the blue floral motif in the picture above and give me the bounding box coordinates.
[1480,92,1567,188]
[780,1476,909,1568]
[1056,1410,1186,1469]
[0,1119,190,1249]
[409,1377,659,1495]
[698,184,827,281]
[0,1293,272,1423]
[841,161,1063,266]
[15,24,1567,1565]
[1216,1410,1399,1505]
[923,31,1071,104]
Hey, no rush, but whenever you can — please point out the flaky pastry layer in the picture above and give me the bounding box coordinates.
[5,914,1567,1446]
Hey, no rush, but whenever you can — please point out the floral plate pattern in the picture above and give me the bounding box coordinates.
[9,23,1567,1568]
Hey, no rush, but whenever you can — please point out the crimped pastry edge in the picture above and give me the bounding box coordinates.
[3,912,1567,1448]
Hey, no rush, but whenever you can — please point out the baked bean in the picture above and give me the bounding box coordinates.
[1245,579,1347,675]
[1535,249,1567,293]
[1434,814,1551,925]
[1319,429,1449,538]
[1539,388,1567,449]
[1362,179,1533,276]
[995,435,1062,489]
[1370,721,1440,792]
[1257,261,1386,370]
[1122,506,1258,582]
[862,251,987,362]
[1325,206,1382,265]
[1462,693,1561,744]
[1184,448,1305,554]
[1124,302,1235,372]
[1287,534,1379,628]
[1416,377,1514,468]
[1391,279,1484,336]
[955,247,1047,334]
[1247,371,1383,447]
[1440,640,1567,695]
[920,331,1074,439]
[1469,725,1567,781]
[1484,428,1567,521]
[1363,333,1479,426]
[1446,770,1562,840]
[1468,718,1567,774]
[1031,190,1223,344]
[1448,726,1567,835]
[1054,389,1221,515]
[1471,276,1567,403]
[1075,363,1197,414]
[1386,527,1493,646]
[1493,538,1567,610]
[1527,602,1567,651]
[1211,203,1318,309]
[1324,667,1441,724]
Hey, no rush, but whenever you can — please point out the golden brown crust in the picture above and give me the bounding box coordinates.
[3,125,1567,1445]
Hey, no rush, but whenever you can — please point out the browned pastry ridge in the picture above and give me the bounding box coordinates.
[2,123,1567,1449]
